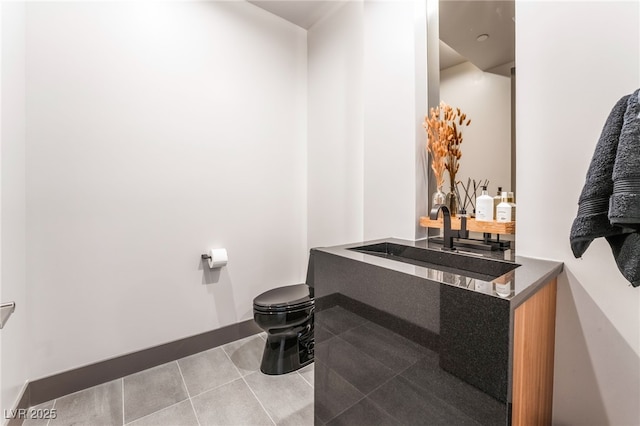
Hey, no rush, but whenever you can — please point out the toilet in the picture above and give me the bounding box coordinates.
[253,283,314,375]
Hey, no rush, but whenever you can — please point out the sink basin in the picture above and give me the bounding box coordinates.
[348,242,519,281]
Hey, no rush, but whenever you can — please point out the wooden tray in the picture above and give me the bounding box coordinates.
[419,216,515,235]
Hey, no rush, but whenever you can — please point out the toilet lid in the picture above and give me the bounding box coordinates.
[253,284,313,312]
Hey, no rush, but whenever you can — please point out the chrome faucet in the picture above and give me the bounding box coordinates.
[429,204,456,250]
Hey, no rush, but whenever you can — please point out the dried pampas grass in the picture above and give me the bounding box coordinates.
[423,101,471,191]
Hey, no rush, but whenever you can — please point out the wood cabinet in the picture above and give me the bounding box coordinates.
[512,278,557,425]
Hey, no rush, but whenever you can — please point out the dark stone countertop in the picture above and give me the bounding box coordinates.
[311,237,564,310]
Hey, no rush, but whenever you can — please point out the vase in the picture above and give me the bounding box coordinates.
[446,189,459,217]
[432,186,446,207]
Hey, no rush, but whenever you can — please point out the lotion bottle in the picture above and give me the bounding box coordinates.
[508,191,516,221]
[475,186,494,222]
[496,192,513,223]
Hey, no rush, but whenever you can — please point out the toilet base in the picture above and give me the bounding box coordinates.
[260,331,314,375]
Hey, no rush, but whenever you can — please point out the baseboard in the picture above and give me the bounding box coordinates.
[8,318,261,418]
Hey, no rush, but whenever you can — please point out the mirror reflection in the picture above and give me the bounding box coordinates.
[438,0,515,202]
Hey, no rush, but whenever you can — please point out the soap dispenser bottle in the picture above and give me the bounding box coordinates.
[496,192,513,223]
[493,187,502,219]
[475,186,494,222]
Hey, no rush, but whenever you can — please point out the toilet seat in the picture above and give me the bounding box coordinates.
[253,284,313,313]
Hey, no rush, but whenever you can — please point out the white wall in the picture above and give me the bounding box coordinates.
[440,62,511,196]
[308,0,427,246]
[307,2,364,249]
[516,1,640,424]
[363,0,426,241]
[25,1,308,380]
[1,0,29,414]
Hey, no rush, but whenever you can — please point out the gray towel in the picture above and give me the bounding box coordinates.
[570,94,630,254]
[570,90,640,287]
[606,233,640,287]
[610,89,640,224]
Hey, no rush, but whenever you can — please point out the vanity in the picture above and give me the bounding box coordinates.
[310,237,563,425]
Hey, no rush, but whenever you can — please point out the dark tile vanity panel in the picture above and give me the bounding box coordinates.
[311,238,564,426]
[314,251,441,340]
[314,303,506,426]
[440,285,510,403]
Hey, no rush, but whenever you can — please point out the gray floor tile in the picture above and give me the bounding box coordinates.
[126,400,198,426]
[177,347,241,396]
[191,378,273,426]
[49,379,123,426]
[123,362,188,424]
[298,363,314,386]
[222,334,265,376]
[277,404,313,426]
[23,400,55,426]
[23,334,315,426]
[244,371,313,425]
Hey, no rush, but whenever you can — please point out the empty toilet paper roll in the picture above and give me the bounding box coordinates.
[207,248,228,269]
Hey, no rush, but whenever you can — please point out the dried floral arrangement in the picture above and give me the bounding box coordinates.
[423,101,471,192]
[423,104,448,189]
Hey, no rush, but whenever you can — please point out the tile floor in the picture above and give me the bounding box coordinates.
[23,333,314,426]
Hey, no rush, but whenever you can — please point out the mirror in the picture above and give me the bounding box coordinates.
[436,0,515,205]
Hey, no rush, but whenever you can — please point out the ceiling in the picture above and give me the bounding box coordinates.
[439,0,515,76]
[248,0,515,76]
[439,39,467,70]
[247,0,341,30]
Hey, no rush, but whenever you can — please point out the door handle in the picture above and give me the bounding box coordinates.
[0,302,16,329]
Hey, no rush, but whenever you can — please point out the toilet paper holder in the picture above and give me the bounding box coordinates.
[201,248,228,269]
